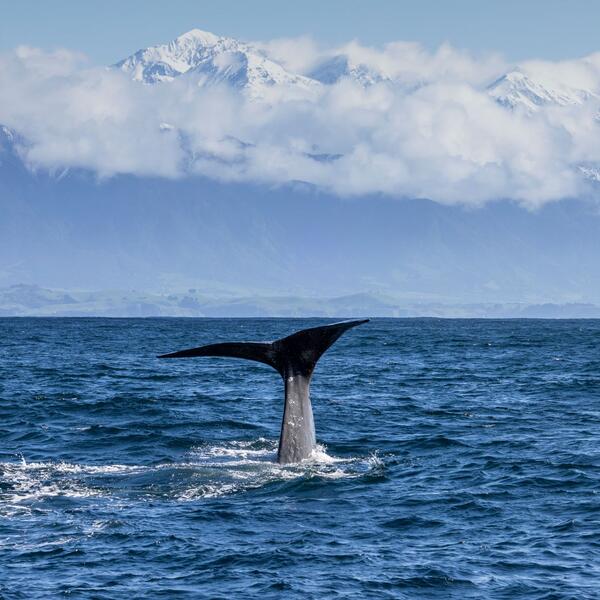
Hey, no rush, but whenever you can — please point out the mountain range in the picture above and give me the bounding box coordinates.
[116,28,600,111]
[2,120,600,309]
[4,284,600,318]
[3,29,600,316]
[112,30,600,187]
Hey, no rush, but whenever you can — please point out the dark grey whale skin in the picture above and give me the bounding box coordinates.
[158,319,369,464]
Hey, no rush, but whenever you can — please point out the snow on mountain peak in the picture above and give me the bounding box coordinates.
[115,28,239,83]
[487,68,597,110]
[115,28,321,100]
[115,29,600,118]
[176,28,220,46]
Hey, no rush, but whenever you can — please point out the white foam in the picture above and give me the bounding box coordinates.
[0,442,384,506]
[366,452,385,469]
[305,444,348,464]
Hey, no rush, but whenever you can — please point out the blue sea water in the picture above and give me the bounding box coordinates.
[0,317,599,599]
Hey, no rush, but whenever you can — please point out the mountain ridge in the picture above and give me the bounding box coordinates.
[115,28,600,111]
[487,69,598,110]
[115,28,320,100]
[2,283,600,318]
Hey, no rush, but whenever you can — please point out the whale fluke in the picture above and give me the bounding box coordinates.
[158,342,277,369]
[158,319,369,463]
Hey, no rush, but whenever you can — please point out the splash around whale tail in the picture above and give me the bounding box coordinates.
[158,319,369,463]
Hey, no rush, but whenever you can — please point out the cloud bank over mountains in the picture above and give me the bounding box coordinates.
[3,29,600,206]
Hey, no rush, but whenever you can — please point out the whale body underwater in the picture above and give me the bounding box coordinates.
[158,319,369,464]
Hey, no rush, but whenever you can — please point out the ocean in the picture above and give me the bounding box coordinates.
[0,318,598,599]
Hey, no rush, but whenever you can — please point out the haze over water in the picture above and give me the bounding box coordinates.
[0,317,598,598]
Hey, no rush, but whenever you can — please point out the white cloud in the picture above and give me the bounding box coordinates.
[519,53,600,91]
[330,39,505,86]
[0,41,599,207]
[254,36,323,75]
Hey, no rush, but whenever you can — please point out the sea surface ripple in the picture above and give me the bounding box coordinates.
[0,318,599,599]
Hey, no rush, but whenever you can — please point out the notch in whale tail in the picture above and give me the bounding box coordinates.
[158,318,369,464]
[157,318,369,377]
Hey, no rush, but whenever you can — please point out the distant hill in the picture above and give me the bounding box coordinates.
[2,284,600,318]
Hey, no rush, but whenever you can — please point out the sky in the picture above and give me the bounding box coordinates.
[2,1,600,304]
[2,0,600,65]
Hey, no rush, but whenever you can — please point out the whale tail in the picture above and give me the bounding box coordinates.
[158,318,369,377]
[158,319,369,463]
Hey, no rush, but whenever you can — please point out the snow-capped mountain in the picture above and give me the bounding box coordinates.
[115,29,320,100]
[117,29,600,110]
[487,69,597,110]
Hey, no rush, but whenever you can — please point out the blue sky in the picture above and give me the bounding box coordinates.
[2,0,600,64]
